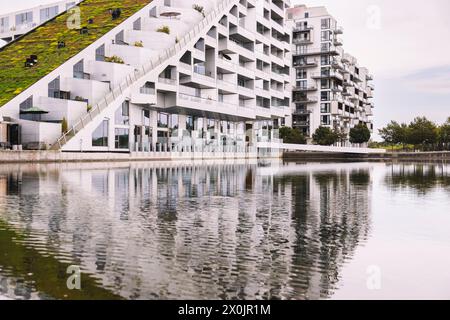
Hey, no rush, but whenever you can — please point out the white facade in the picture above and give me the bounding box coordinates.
[0,0,81,43]
[287,5,374,143]
[0,0,293,153]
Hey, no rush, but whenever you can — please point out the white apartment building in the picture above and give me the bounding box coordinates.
[0,0,82,43]
[0,0,292,156]
[287,5,374,143]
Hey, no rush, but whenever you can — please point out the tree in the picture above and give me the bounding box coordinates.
[438,118,450,150]
[279,127,307,144]
[61,117,68,134]
[312,126,338,146]
[407,117,438,150]
[349,123,371,145]
[378,121,409,149]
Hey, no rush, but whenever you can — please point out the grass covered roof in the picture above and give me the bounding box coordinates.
[0,0,151,107]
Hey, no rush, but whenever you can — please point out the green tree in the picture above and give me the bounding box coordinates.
[279,127,307,144]
[438,118,450,150]
[312,126,338,146]
[61,117,68,134]
[407,117,438,150]
[378,121,409,149]
[349,123,371,145]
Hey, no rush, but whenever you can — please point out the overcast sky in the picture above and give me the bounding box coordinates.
[2,0,450,139]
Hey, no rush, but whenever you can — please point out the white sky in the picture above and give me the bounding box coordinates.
[2,0,450,139]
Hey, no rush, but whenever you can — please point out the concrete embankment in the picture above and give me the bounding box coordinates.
[0,150,260,164]
[283,151,450,162]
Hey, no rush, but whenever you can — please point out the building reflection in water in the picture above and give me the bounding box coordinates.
[0,161,373,300]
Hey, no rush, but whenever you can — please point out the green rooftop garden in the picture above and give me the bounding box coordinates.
[0,0,152,107]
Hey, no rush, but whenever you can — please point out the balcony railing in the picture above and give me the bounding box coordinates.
[140,87,155,95]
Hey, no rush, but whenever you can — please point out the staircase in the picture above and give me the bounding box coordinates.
[51,0,235,150]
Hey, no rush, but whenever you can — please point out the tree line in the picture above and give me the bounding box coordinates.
[378,117,450,151]
[279,123,371,146]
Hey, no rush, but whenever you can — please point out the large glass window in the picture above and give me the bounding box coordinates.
[40,6,58,23]
[115,101,129,125]
[115,128,129,149]
[16,12,33,26]
[48,77,60,98]
[92,120,109,147]
[321,91,331,101]
[96,44,105,62]
[186,116,194,131]
[169,114,178,130]
[321,18,330,29]
[321,103,330,113]
[143,110,150,126]
[158,113,169,128]
[73,60,84,79]
[321,115,331,125]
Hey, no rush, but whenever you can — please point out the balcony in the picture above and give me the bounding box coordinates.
[292,37,313,45]
[331,85,343,93]
[334,26,344,34]
[293,108,312,115]
[177,93,255,120]
[312,71,344,81]
[334,37,344,46]
[293,59,318,68]
[293,97,318,104]
[293,25,314,33]
[293,46,339,57]
[293,84,318,92]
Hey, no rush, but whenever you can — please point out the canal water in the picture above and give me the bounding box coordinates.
[0,160,449,300]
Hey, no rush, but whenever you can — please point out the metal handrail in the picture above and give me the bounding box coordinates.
[52,0,235,150]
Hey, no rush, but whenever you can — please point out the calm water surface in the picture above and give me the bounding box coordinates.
[0,160,449,300]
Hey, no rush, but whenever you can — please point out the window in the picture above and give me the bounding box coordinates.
[321,79,329,89]
[48,77,60,98]
[133,18,141,30]
[321,103,330,113]
[0,17,9,31]
[321,115,331,125]
[143,110,150,126]
[186,116,194,131]
[321,31,330,41]
[297,80,307,89]
[115,128,129,149]
[16,12,33,26]
[296,69,307,79]
[169,114,178,130]
[73,60,84,79]
[321,55,330,66]
[158,113,169,128]
[96,44,105,62]
[92,120,109,147]
[321,91,330,101]
[207,119,215,130]
[40,6,58,23]
[305,12,309,18]
[321,42,331,52]
[321,18,330,29]
[115,101,129,125]
[115,30,125,45]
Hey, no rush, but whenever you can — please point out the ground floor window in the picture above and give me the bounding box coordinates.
[92,120,108,147]
[115,128,129,149]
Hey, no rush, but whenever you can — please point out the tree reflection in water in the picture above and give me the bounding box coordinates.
[385,163,450,195]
